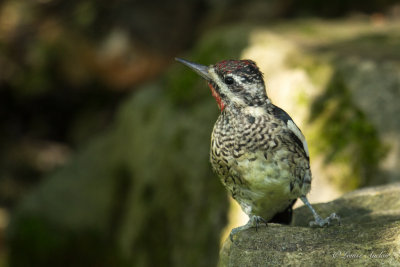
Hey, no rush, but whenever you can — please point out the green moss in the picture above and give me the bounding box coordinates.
[288,48,388,191]
[309,71,388,190]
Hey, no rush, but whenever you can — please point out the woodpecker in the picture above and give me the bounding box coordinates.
[176,58,340,238]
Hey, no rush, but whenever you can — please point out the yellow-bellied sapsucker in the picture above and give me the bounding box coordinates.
[176,58,340,238]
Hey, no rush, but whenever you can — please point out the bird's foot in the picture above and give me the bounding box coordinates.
[300,196,341,227]
[229,225,250,241]
[254,215,268,232]
[309,212,341,227]
[229,215,267,242]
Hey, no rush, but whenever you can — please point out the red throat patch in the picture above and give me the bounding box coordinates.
[208,82,225,111]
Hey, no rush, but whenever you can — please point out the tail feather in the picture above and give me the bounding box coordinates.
[268,199,297,224]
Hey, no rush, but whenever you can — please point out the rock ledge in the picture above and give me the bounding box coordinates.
[219,183,400,266]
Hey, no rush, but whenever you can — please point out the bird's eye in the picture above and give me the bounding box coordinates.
[224,76,234,85]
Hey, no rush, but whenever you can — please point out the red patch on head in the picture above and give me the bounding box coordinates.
[215,59,257,74]
[208,83,225,111]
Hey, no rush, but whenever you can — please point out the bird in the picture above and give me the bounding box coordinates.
[175,57,340,238]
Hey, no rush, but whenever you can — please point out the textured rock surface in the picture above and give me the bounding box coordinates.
[219,183,400,266]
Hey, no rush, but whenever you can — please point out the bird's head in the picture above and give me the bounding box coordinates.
[176,58,268,111]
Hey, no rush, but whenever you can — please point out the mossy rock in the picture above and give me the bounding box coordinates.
[219,183,400,267]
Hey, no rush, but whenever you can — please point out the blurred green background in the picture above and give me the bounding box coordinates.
[1,0,400,266]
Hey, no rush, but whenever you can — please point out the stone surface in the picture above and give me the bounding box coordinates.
[219,183,400,267]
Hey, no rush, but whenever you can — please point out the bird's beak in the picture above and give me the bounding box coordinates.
[175,58,212,81]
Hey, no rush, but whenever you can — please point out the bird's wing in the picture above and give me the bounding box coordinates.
[271,105,309,159]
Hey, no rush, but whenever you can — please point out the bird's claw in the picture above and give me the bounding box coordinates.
[229,224,251,242]
[254,215,268,231]
[309,212,341,227]
[229,215,268,242]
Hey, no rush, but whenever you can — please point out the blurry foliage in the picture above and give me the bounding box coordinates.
[7,23,252,267]
[316,32,400,61]
[0,0,209,208]
[284,0,400,17]
[0,1,120,208]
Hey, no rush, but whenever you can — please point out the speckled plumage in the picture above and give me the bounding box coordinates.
[176,57,340,234]
[210,103,311,221]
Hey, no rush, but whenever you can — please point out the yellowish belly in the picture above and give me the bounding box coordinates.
[231,150,303,220]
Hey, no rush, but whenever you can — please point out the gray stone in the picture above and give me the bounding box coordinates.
[219,183,400,267]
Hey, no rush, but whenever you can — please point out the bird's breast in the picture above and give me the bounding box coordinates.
[210,110,310,219]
